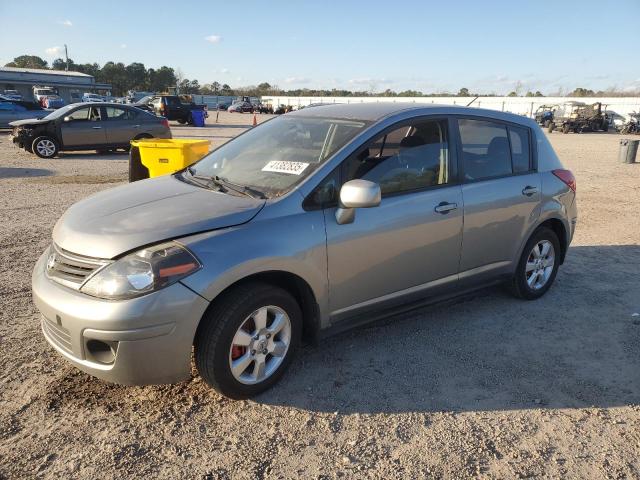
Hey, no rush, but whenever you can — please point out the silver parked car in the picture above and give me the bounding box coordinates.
[32,103,577,398]
[10,102,171,158]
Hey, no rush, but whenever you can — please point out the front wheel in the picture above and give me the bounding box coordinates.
[32,136,59,158]
[195,282,302,399]
[509,227,561,300]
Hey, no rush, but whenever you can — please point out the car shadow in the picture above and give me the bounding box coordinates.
[43,245,639,415]
[0,167,53,178]
[57,151,129,161]
[255,244,640,414]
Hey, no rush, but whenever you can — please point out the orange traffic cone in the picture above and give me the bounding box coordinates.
[252,113,257,127]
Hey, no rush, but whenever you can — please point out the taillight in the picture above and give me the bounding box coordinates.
[552,169,576,192]
[160,119,169,128]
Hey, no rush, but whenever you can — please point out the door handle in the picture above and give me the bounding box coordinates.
[522,186,538,196]
[434,202,458,214]
[92,126,102,129]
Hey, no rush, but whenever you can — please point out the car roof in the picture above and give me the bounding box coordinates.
[286,101,534,126]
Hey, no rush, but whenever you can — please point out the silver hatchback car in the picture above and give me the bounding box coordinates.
[32,103,577,398]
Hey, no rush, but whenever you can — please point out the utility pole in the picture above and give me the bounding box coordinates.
[64,44,69,71]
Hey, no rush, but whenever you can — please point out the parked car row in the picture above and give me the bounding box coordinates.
[133,94,209,124]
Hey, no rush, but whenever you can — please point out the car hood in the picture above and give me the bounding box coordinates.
[52,175,266,259]
[9,118,51,127]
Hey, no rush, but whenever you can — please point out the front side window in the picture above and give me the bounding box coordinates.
[188,116,367,198]
[344,119,450,196]
[459,119,511,181]
[66,106,101,122]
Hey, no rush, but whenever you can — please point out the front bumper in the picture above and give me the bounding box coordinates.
[32,251,210,385]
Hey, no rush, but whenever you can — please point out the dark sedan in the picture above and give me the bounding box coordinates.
[10,103,172,158]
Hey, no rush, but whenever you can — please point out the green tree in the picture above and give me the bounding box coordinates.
[458,87,470,96]
[125,62,147,90]
[5,55,48,69]
[221,83,233,95]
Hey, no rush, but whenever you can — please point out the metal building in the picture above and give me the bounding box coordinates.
[0,67,112,103]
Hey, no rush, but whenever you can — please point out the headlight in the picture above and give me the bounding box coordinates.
[81,242,201,300]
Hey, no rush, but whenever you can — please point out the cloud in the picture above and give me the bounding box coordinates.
[284,76,310,84]
[120,44,127,49]
[348,78,393,89]
[59,19,72,27]
[204,35,223,44]
[45,46,63,57]
[220,68,229,74]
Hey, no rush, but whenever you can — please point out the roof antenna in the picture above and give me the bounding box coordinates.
[64,44,69,71]
[466,96,479,107]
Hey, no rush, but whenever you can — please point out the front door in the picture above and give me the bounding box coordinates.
[60,105,107,147]
[324,117,463,320]
[456,118,541,284]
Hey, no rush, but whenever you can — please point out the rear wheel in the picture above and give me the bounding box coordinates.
[195,282,302,399]
[509,227,561,300]
[32,136,58,158]
[547,123,555,133]
[177,118,186,124]
[562,124,571,134]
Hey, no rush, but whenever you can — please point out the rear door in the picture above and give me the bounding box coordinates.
[59,105,107,147]
[103,106,139,145]
[456,118,541,285]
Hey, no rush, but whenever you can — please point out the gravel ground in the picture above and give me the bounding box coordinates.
[1,114,639,479]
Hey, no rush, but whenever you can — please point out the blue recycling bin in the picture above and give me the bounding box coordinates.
[190,109,206,127]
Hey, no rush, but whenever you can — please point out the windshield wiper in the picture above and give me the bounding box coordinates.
[211,175,267,199]
[186,167,266,199]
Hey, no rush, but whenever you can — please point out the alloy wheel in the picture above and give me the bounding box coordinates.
[525,240,555,290]
[36,139,56,157]
[228,305,292,385]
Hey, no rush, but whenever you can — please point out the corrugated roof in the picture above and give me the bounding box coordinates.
[0,66,92,78]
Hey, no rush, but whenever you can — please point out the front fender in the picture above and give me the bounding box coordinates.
[177,208,329,326]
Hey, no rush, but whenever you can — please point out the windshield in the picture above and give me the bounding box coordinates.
[42,104,77,119]
[188,115,368,197]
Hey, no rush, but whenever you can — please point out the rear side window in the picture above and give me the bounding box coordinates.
[104,107,136,121]
[508,126,531,173]
[459,119,511,181]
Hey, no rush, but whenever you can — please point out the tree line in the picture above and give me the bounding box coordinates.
[4,55,638,98]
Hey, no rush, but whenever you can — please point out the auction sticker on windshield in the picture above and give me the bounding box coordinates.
[262,161,309,175]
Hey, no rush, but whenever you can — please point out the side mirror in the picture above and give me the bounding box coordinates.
[335,179,381,225]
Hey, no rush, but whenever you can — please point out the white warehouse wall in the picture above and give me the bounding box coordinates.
[260,96,640,119]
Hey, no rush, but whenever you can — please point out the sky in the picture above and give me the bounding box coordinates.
[1,0,639,95]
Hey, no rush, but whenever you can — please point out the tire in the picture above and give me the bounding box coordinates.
[547,123,555,133]
[543,119,551,129]
[32,136,59,159]
[177,118,186,124]
[562,124,571,134]
[195,282,302,399]
[509,227,561,300]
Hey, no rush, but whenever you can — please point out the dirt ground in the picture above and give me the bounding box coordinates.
[1,113,639,479]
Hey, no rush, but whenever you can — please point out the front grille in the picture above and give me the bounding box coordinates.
[45,244,110,290]
[41,316,73,353]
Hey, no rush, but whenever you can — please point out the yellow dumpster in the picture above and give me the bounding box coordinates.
[131,139,211,178]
